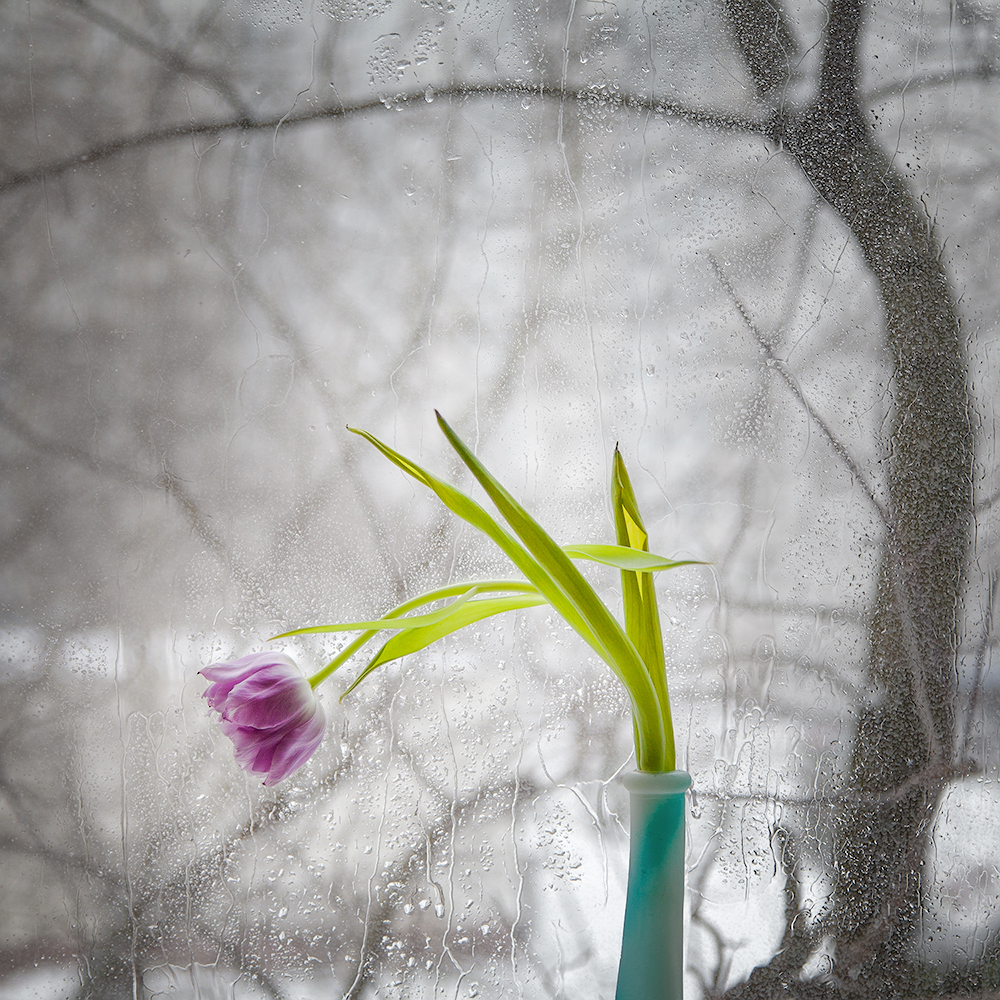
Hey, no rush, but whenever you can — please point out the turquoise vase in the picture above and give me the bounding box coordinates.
[615,770,692,1000]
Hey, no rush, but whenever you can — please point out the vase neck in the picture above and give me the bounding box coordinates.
[623,770,692,797]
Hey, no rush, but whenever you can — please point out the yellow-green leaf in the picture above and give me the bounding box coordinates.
[563,543,704,573]
[437,412,669,770]
[612,447,675,771]
[341,592,546,697]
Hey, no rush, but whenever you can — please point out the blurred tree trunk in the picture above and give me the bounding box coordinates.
[717,0,973,988]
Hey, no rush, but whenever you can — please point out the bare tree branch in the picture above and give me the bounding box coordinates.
[961,568,999,757]
[0,83,768,196]
[0,400,286,620]
[863,64,1000,107]
[709,255,890,526]
[64,0,252,118]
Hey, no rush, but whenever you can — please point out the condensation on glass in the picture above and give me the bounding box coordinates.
[1,0,997,997]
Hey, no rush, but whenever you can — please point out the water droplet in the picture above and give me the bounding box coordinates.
[424,86,435,102]
[434,902,445,918]
[278,906,288,918]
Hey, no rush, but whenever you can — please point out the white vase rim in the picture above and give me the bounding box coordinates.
[622,769,692,794]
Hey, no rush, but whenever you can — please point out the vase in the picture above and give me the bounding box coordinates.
[615,770,692,1000]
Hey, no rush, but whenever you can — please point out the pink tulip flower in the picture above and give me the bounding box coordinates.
[200,652,326,786]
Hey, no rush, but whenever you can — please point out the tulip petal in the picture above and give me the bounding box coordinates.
[200,652,325,785]
[262,703,327,785]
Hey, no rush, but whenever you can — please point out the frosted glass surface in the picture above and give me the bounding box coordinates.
[2,0,998,996]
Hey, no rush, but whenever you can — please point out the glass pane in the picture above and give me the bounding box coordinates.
[2,0,996,996]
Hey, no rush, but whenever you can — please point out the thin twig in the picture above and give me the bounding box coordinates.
[0,401,284,619]
[863,64,999,107]
[697,760,978,809]
[708,256,890,527]
[961,568,999,757]
[65,0,252,118]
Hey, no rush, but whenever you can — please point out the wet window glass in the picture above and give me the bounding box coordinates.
[2,0,997,996]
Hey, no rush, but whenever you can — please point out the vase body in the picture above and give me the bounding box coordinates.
[615,770,691,1000]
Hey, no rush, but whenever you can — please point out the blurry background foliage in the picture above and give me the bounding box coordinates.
[1,0,998,997]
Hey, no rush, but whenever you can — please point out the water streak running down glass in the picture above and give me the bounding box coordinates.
[0,0,997,998]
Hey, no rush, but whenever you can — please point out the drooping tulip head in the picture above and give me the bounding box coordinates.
[200,651,326,786]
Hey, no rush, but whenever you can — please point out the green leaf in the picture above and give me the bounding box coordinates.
[348,426,621,679]
[563,543,704,573]
[274,597,478,637]
[340,592,546,697]
[314,630,378,685]
[273,581,539,638]
[274,581,539,689]
[435,412,669,771]
[612,447,674,771]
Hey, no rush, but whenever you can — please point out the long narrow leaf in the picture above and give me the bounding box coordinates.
[564,544,703,573]
[272,581,539,638]
[274,593,480,636]
[278,581,540,688]
[341,592,546,697]
[348,427,623,679]
[315,630,378,685]
[612,447,674,770]
[435,412,668,770]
